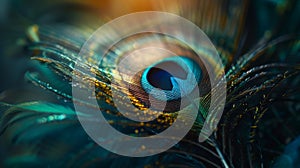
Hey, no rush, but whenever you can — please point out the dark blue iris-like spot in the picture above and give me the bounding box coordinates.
[146,61,187,91]
[141,56,202,102]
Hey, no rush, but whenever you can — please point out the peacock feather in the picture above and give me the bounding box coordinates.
[0,0,300,167]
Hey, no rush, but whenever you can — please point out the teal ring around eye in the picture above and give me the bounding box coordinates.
[141,56,202,101]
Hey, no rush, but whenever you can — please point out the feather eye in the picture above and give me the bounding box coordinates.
[96,32,213,115]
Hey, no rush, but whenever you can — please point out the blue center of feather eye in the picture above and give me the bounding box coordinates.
[141,56,202,101]
[146,61,187,91]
